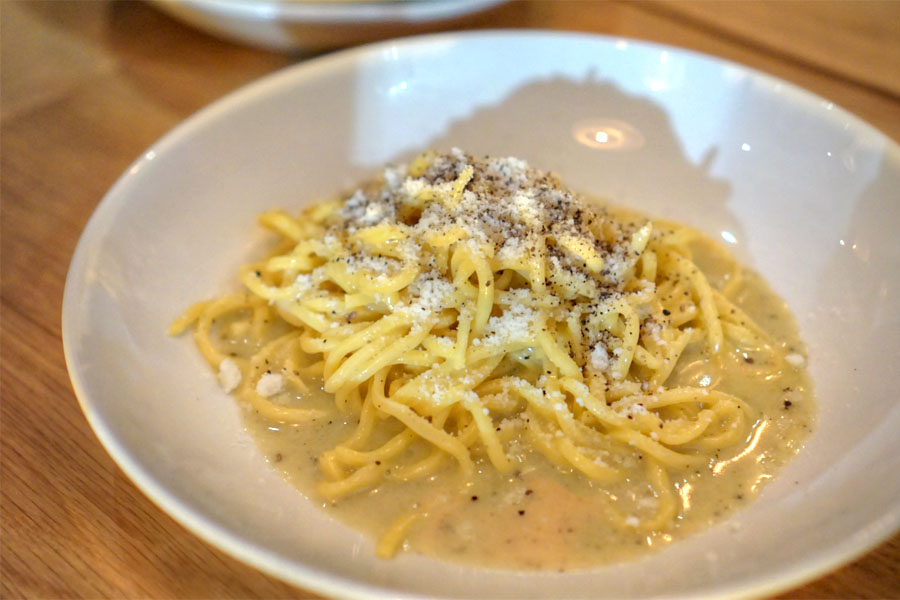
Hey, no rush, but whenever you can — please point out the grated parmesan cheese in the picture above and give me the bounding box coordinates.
[785,353,806,368]
[590,343,611,371]
[217,358,241,393]
[256,372,283,397]
[610,397,650,418]
[480,303,535,346]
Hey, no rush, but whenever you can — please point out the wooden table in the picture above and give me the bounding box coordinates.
[3,1,898,598]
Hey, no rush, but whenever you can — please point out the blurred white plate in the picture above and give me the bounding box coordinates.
[150,0,508,51]
[63,31,900,598]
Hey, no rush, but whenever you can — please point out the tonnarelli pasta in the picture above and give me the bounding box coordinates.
[171,150,813,566]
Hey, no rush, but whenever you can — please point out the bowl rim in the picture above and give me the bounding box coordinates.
[62,29,900,599]
[152,0,510,25]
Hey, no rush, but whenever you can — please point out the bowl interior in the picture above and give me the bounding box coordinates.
[63,32,900,599]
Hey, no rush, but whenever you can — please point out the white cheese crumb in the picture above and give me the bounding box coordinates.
[625,516,640,528]
[496,237,525,262]
[434,337,454,348]
[590,344,611,371]
[346,253,398,275]
[511,190,540,224]
[610,397,650,418]
[361,202,386,225]
[404,271,455,318]
[293,273,312,293]
[481,303,535,346]
[603,250,628,284]
[256,373,283,397]
[645,320,668,346]
[217,358,241,393]
[383,165,404,188]
[504,156,528,171]
[402,178,426,198]
[785,353,805,368]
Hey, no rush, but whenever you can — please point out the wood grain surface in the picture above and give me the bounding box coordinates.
[2,1,898,598]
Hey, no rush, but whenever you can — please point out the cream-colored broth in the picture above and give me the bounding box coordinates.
[238,229,814,571]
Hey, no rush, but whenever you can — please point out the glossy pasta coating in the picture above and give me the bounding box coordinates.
[171,150,810,562]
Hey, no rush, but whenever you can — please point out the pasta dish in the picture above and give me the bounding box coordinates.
[171,149,813,568]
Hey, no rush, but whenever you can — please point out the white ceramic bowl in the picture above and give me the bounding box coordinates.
[63,31,900,598]
[150,0,508,51]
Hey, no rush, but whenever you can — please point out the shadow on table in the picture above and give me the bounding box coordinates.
[412,74,738,245]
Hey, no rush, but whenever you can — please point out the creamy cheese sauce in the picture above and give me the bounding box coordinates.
[233,204,815,571]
